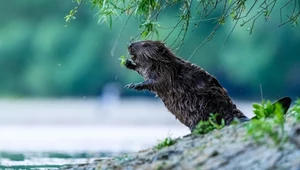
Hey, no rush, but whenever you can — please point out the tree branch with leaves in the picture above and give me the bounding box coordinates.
[66,0,299,55]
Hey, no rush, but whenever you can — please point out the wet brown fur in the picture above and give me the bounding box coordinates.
[124,40,290,131]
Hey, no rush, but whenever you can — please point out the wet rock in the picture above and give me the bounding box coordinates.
[61,117,300,170]
[289,125,300,148]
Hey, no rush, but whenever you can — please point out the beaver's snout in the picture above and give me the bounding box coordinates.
[128,42,137,55]
[128,42,133,50]
[128,43,138,61]
[128,41,145,60]
[128,41,147,52]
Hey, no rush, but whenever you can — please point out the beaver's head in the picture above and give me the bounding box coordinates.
[128,40,176,66]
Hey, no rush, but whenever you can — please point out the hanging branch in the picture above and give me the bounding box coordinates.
[67,0,300,58]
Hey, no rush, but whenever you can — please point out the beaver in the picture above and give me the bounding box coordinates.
[124,40,291,131]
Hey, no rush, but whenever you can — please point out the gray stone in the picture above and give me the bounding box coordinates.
[61,117,300,170]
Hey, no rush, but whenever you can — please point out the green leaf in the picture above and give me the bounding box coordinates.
[118,55,127,67]
[252,103,261,109]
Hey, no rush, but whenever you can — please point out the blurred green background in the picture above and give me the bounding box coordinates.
[0,0,299,100]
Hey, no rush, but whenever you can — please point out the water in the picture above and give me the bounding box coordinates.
[0,125,190,169]
[0,151,110,169]
[0,98,254,169]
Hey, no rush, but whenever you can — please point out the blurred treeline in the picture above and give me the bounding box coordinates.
[0,0,299,100]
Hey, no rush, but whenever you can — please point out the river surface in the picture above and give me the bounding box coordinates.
[0,98,254,169]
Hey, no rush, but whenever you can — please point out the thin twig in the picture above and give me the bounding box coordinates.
[110,9,135,56]
[222,8,243,49]
[236,0,258,20]
[280,0,293,23]
[188,23,221,60]
[171,0,193,51]
[260,84,264,102]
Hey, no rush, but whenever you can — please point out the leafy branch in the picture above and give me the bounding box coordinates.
[67,0,300,57]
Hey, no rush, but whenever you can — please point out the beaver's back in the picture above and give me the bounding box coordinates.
[156,61,247,130]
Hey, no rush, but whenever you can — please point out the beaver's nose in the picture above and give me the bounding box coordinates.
[128,42,134,48]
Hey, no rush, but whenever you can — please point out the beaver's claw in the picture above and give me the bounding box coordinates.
[125,83,143,91]
[125,83,134,89]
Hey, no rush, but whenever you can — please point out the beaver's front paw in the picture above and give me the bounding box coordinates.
[124,59,136,70]
[124,59,131,66]
[125,83,143,91]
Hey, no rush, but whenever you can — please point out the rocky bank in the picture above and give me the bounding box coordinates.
[62,116,300,170]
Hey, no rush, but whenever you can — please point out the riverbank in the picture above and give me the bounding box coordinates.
[62,115,300,170]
